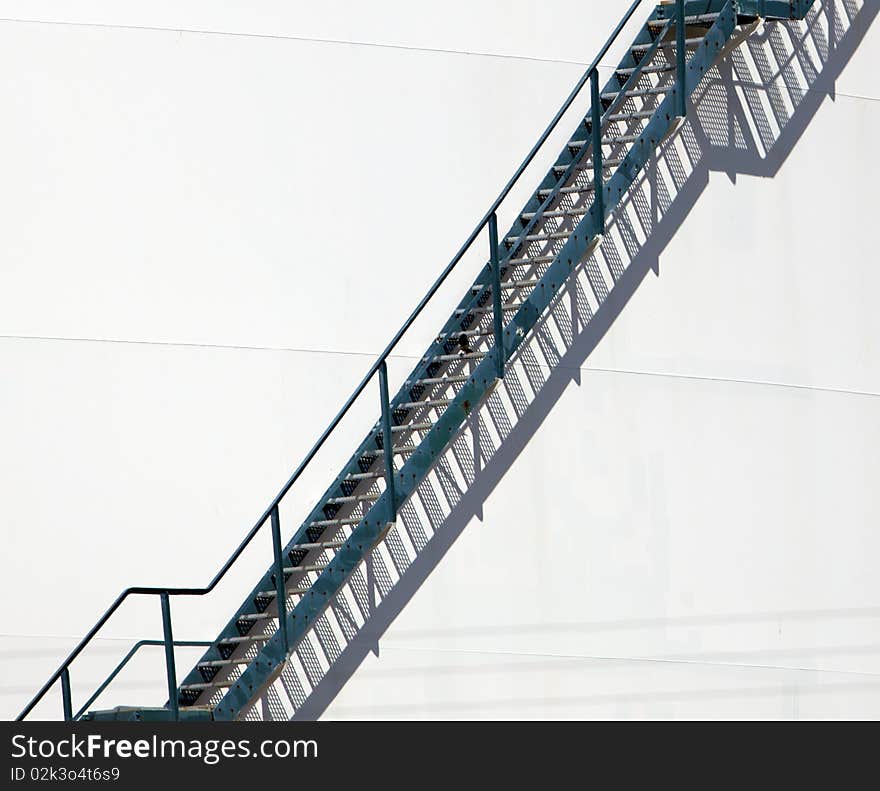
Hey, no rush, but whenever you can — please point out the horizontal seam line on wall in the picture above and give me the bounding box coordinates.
[6,17,880,102]
[0,17,880,102]
[0,16,611,70]
[2,332,879,400]
[381,644,880,680]
[0,632,146,642]
[1,17,878,103]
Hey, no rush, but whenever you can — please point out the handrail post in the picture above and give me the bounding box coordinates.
[379,360,396,525]
[160,593,179,721]
[270,506,290,656]
[590,69,605,234]
[676,0,687,117]
[61,668,72,721]
[489,213,504,379]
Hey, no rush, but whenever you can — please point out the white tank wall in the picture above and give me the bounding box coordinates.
[2,0,879,720]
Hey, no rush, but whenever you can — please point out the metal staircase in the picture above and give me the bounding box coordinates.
[17,0,817,722]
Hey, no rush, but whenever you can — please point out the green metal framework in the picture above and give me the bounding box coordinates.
[17,0,817,722]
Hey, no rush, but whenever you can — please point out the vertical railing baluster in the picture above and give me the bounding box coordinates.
[270,506,290,656]
[61,667,72,722]
[590,69,605,234]
[489,213,504,379]
[676,0,687,118]
[379,360,396,525]
[160,592,179,721]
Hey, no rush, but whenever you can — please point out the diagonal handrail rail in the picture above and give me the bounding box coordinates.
[16,0,649,722]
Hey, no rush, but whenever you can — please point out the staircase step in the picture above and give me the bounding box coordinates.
[602,86,673,100]
[537,184,595,198]
[506,231,569,245]
[239,612,276,621]
[256,586,313,599]
[473,278,540,290]
[568,133,643,150]
[344,471,383,481]
[521,208,587,221]
[326,493,378,505]
[605,133,643,144]
[218,634,272,645]
[435,329,493,340]
[455,304,521,317]
[289,539,345,551]
[631,36,704,52]
[508,254,556,266]
[616,63,675,76]
[555,158,625,174]
[608,109,657,122]
[585,157,626,168]
[385,421,433,433]
[647,12,720,29]
[198,659,251,668]
[399,398,451,409]
[283,562,330,574]
[429,353,485,363]
[412,374,470,385]
[181,681,235,692]
[310,516,363,528]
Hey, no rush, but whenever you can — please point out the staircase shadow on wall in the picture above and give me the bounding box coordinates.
[250,0,877,721]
